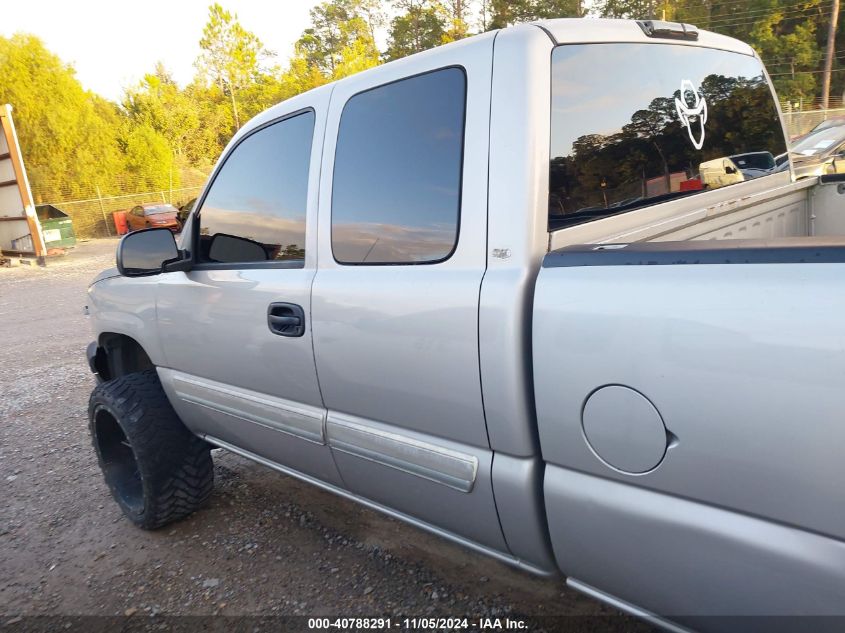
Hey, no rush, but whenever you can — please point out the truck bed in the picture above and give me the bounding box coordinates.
[549,175,845,249]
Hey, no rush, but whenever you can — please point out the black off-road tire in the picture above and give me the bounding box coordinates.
[88,368,214,529]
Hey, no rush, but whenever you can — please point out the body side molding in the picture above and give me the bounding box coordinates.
[169,371,326,444]
[326,413,479,492]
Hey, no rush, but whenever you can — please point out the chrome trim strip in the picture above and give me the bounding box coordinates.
[567,579,693,633]
[172,373,325,444]
[325,414,479,493]
[203,434,555,578]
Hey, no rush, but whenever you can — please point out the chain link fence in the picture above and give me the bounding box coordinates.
[781,106,845,140]
[31,169,211,239]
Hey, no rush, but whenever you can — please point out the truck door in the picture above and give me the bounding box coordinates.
[311,36,508,552]
[154,89,342,487]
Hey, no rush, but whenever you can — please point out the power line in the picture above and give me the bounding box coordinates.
[696,0,819,10]
[702,1,829,19]
[707,8,830,30]
[768,67,845,76]
[764,52,845,66]
[708,6,822,25]
[706,4,826,20]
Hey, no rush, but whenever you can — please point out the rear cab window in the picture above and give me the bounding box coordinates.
[331,68,466,265]
[549,43,788,231]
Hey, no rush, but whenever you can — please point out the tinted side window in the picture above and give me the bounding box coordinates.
[198,111,314,265]
[332,68,466,265]
[549,44,788,231]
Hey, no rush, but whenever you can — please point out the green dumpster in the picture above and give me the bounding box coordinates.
[36,204,77,248]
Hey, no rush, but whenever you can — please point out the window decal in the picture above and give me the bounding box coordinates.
[675,79,708,150]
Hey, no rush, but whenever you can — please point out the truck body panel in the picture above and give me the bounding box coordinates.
[534,244,845,540]
[480,25,551,457]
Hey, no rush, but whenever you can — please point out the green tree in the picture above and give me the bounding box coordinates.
[118,122,177,192]
[278,50,330,97]
[196,3,269,131]
[297,0,379,75]
[593,0,668,19]
[0,33,124,200]
[123,64,201,160]
[386,1,450,60]
[442,0,472,40]
[333,35,382,79]
[749,8,822,103]
[488,0,581,28]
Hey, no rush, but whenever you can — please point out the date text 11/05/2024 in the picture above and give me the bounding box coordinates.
[307,618,528,630]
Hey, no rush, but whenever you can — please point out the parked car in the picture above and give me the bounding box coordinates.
[788,125,845,179]
[699,156,745,188]
[126,203,182,233]
[85,18,845,631]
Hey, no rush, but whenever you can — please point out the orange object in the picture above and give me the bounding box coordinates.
[113,211,128,235]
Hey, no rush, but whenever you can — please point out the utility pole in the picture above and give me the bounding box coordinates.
[821,0,841,110]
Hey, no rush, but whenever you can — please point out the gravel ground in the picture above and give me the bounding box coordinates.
[0,240,647,631]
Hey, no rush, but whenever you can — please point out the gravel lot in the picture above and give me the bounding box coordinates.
[0,240,645,631]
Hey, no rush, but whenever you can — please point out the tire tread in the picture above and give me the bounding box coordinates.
[88,369,213,529]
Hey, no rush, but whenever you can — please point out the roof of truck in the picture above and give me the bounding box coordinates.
[533,18,755,57]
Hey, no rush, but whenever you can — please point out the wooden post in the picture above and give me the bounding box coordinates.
[96,185,112,237]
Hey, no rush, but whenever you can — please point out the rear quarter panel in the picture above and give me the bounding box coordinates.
[533,255,845,618]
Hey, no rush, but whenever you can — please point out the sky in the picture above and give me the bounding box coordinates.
[1,0,320,102]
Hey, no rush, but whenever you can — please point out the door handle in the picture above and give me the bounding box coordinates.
[268,302,305,337]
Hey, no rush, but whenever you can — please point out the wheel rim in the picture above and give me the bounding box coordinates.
[94,407,144,514]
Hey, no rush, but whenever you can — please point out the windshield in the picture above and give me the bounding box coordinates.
[549,43,787,230]
[144,204,178,216]
[790,128,845,157]
[731,152,775,171]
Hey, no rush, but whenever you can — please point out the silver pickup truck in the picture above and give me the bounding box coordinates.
[85,18,845,631]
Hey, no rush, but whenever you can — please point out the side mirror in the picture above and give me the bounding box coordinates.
[116,228,184,277]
